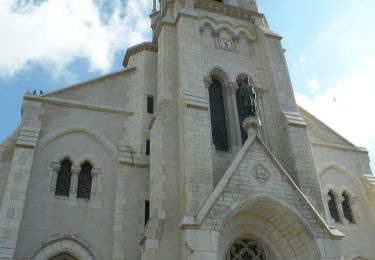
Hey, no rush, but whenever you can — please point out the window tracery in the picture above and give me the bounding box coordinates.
[228,238,265,260]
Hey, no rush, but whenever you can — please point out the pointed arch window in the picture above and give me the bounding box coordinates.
[328,191,340,223]
[77,161,93,199]
[342,192,354,223]
[55,159,72,197]
[209,78,229,151]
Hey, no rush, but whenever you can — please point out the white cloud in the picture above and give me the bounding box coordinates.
[296,59,375,173]
[0,0,151,79]
[307,75,320,93]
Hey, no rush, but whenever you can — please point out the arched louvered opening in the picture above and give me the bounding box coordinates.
[209,78,229,151]
[342,192,354,223]
[328,191,340,223]
[77,161,93,199]
[55,159,72,197]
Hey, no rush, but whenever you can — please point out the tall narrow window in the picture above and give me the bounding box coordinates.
[55,159,72,197]
[145,200,150,226]
[328,191,340,223]
[147,96,154,114]
[77,161,93,199]
[209,78,229,151]
[342,192,354,223]
[146,139,150,155]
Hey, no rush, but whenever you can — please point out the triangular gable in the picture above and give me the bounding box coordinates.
[40,67,135,109]
[298,106,358,149]
[181,132,344,239]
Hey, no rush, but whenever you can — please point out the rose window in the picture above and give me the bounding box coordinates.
[228,238,265,260]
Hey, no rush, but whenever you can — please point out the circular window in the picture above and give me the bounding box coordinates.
[228,238,266,260]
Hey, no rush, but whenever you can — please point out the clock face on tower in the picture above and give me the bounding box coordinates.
[218,38,233,51]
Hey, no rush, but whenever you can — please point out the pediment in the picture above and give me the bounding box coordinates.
[181,132,344,240]
[41,68,135,109]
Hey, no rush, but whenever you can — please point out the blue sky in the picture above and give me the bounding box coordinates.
[1,0,375,172]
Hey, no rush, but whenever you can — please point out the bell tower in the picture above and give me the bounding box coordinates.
[143,1,328,259]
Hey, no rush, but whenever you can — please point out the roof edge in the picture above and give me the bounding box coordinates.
[43,67,136,97]
[123,42,158,67]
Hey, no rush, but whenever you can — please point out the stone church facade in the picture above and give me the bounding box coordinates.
[0,0,374,259]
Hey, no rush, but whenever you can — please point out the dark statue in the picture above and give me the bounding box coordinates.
[238,77,257,117]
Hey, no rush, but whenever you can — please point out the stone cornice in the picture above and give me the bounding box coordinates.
[123,42,158,67]
[24,95,134,116]
[194,0,262,23]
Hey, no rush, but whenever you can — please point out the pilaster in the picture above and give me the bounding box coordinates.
[176,9,214,216]
[0,99,43,259]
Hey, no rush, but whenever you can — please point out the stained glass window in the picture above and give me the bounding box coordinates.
[209,78,229,151]
[77,162,93,199]
[328,191,340,223]
[229,238,265,260]
[55,159,72,197]
[342,192,354,223]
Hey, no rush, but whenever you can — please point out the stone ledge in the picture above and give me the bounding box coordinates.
[283,111,307,127]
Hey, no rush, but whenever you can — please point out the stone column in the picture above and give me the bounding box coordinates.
[336,197,346,224]
[226,82,242,147]
[70,166,80,196]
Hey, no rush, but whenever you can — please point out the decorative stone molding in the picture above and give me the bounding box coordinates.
[28,234,96,260]
[252,164,271,184]
[226,82,238,95]
[123,42,158,67]
[24,95,133,116]
[195,0,259,22]
[203,76,213,88]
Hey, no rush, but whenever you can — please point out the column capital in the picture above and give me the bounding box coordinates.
[71,166,80,175]
[203,77,212,88]
[226,82,239,94]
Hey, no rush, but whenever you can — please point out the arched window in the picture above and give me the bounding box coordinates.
[342,192,354,223]
[55,159,72,197]
[228,238,265,260]
[209,78,229,151]
[77,161,93,199]
[328,191,340,223]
